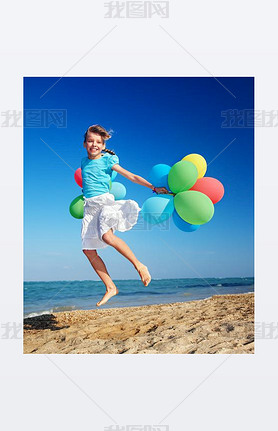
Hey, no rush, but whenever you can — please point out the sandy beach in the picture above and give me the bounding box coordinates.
[23,293,254,354]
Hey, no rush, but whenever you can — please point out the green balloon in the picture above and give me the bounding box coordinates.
[69,194,84,219]
[174,190,214,225]
[168,161,198,194]
[109,180,112,190]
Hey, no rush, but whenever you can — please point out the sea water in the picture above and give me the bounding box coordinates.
[24,277,254,318]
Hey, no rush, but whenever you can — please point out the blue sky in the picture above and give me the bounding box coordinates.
[24,77,254,281]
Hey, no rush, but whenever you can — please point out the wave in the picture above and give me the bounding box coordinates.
[177,281,254,289]
[24,305,76,318]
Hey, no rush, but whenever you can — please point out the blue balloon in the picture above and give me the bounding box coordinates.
[141,195,174,225]
[172,209,200,232]
[149,164,171,189]
[110,182,126,200]
[111,170,117,181]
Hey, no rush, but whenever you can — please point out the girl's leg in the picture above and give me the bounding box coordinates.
[83,249,118,306]
[102,229,151,286]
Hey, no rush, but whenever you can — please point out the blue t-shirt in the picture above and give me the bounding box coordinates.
[81,153,119,198]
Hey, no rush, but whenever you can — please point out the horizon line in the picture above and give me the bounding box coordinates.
[24,275,254,283]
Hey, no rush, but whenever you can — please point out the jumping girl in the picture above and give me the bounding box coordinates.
[81,124,169,306]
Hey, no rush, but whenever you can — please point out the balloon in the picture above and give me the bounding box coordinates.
[190,177,224,204]
[110,182,126,200]
[182,154,207,179]
[172,210,200,232]
[69,195,84,219]
[174,190,214,225]
[74,168,82,188]
[149,164,171,188]
[109,180,112,190]
[75,167,117,189]
[111,170,117,181]
[141,195,174,225]
[168,160,198,194]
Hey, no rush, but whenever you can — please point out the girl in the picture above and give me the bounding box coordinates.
[81,124,169,307]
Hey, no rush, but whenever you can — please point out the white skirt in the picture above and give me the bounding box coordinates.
[81,192,141,250]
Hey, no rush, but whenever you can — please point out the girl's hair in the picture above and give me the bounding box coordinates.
[84,124,116,155]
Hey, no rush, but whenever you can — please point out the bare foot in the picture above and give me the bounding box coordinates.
[96,287,119,307]
[137,264,151,286]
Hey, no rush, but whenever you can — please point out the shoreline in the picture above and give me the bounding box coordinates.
[24,293,254,354]
[24,289,254,319]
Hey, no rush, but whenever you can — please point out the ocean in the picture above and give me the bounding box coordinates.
[24,277,254,318]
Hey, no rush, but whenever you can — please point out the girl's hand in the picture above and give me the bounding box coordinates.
[153,187,171,194]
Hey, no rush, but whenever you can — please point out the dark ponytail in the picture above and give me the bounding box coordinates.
[102,148,116,155]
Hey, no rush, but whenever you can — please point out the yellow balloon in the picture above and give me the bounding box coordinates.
[182,154,207,179]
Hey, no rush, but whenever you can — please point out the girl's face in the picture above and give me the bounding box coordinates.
[84,132,105,158]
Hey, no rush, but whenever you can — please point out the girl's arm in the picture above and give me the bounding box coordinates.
[112,164,170,194]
